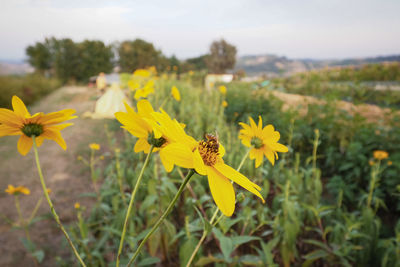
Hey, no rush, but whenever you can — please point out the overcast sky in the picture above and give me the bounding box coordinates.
[1,0,399,61]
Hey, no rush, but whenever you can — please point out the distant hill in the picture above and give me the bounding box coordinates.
[0,59,33,75]
[235,54,400,77]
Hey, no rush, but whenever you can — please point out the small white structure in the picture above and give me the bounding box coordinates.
[205,74,233,91]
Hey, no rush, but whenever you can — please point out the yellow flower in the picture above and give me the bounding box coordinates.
[171,86,181,102]
[173,66,178,71]
[188,70,194,76]
[128,80,140,91]
[0,96,76,155]
[222,101,228,108]
[133,69,151,78]
[373,150,388,160]
[89,143,100,150]
[219,85,227,95]
[369,160,375,166]
[74,202,81,209]
[151,115,265,216]
[239,116,288,167]
[47,188,52,194]
[134,80,155,100]
[5,185,30,195]
[388,161,393,166]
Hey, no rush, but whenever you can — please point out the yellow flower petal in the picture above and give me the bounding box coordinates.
[42,129,67,150]
[0,108,23,127]
[206,166,235,217]
[17,135,33,156]
[264,148,275,165]
[134,138,150,153]
[12,95,30,118]
[0,124,21,137]
[214,162,264,203]
[160,143,195,172]
[254,148,264,168]
[193,149,207,175]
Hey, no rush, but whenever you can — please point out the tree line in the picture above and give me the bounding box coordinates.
[26,37,237,83]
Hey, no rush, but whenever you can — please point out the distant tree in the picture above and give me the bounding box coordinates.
[53,38,81,83]
[185,55,208,71]
[117,39,163,72]
[26,42,52,74]
[206,39,237,74]
[77,40,114,81]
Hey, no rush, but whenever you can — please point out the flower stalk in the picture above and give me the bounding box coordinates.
[116,145,154,267]
[32,136,86,267]
[185,148,250,267]
[126,169,196,266]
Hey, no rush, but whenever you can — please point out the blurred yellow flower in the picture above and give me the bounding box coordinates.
[152,121,265,216]
[222,101,228,107]
[239,116,288,167]
[0,95,76,155]
[369,160,375,166]
[133,69,151,78]
[74,202,81,209]
[173,66,178,71]
[134,80,155,100]
[188,70,194,76]
[89,143,100,150]
[128,80,140,91]
[219,85,227,95]
[388,161,393,166]
[373,150,389,160]
[5,185,30,196]
[47,188,52,194]
[171,86,181,102]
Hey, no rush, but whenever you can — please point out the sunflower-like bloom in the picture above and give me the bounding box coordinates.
[5,184,31,195]
[171,86,181,102]
[152,114,265,216]
[373,150,388,160]
[134,80,155,100]
[89,143,100,150]
[239,116,288,168]
[219,85,227,95]
[222,100,228,107]
[0,96,76,155]
[115,100,162,154]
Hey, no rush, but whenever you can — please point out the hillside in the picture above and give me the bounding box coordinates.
[235,54,400,76]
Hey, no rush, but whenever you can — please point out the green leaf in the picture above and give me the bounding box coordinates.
[137,257,161,266]
[213,228,233,262]
[32,250,45,263]
[20,237,36,252]
[302,249,329,267]
[231,235,260,247]
[179,237,199,266]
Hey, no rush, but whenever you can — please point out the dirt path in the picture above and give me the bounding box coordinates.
[0,86,109,267]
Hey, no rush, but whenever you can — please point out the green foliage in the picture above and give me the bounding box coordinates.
[0,74,61,108]
[117,39,165,73]
[42,73,399,266]
[26,37,114,83]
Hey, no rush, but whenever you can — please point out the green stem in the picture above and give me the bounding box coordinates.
[185,149,250,267]
[116,146,154,267]
[32,136,86,267]
[367,161,380,209]
[27,196,44,225]
[127,170,196,266]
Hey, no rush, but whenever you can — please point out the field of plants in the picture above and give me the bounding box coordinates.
[1,65,400,267]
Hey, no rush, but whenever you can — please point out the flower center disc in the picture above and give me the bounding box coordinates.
[251,137,263,149]
[21,123,43,137]
[198,138,219,166]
